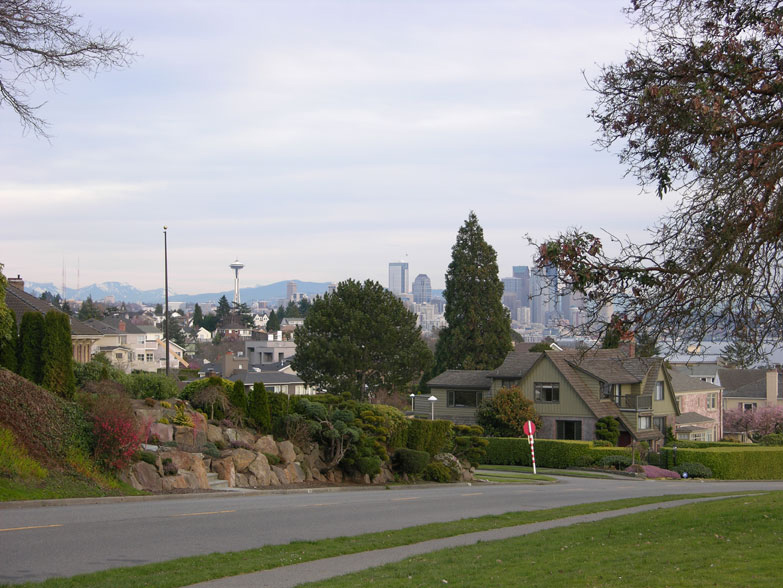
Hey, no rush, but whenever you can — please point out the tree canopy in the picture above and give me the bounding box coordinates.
[536,0,783,362]
[0,0,133,136]
[433,212,512,373]
[292,279,433,399]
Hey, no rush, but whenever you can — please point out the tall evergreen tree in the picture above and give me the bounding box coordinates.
[0,308,18,372]
[266,309,280,333]
[433,212,512,373]
[229,379,248,419]
[284,300,301,318]
[41,310,76,399]
[77,296,103,321]
[18,311,45,383]
[192,303,204,329]
[215,295,231,323]
[248,381,271,432]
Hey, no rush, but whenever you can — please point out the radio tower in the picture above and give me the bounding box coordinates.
[230,259,244,305]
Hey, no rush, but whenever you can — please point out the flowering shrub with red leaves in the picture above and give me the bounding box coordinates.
[90,395,142,472]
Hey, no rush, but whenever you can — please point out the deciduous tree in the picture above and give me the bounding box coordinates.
[292,279,432,399]
[434,212,511,373]
[536,0,783,360]
[1,0,133,136]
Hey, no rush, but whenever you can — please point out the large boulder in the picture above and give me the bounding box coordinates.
[236,429,255,446]
[206,424,224,444]
[236,472,249,487]
[175,426,206,449]
[212,457,236,487]
[149,422,174,443]
[132,461,162,492]
[159,450,210,489]
[223,428,239,443]
[278,440,296,464]
[254,435,279,456]
[179,470,204,490]
[231,448,257,472]
[271,465,289,484]
[247,454,272,486]
[161,474,190,491]
[286,463,305,484]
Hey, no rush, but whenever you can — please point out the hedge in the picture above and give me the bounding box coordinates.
[659,446,783,480]
[484,438,631,468]
[664,440,747,449]
[406,419,452,456]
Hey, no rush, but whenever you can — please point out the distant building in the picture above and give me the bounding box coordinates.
[286,281,297,301]
[388,262,409,295]
[512,265,530,307]
[412,274,432,304]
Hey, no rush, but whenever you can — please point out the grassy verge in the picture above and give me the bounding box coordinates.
[305,491,783,587]
[479,463,618,479]
[11,493,750,588]
[0,470,144,502]
[473,470,557,483]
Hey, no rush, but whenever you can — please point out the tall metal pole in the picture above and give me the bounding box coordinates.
[164,226,170,377]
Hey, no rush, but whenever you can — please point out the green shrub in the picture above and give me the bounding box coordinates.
[592,439,613,448]
[406,419,452,456]
[484,437,633,468]
[162,458,178,476]
[673,461,713,478]
[125,371,179,400]
[355,455,382,477]
[452,435,489,467]
[392,448,430,475]
[660,446,783,479]
[201,442,220,459]
[599,454,633,470]
[181,376,232,402]
[424,461,453,483]
[759,433,783,446]
[647,451,661,466]
[594,416,620,445]
[136,450,157,465]
[572,454,597,468]
[171,405,194,427]
[263,452,280,466]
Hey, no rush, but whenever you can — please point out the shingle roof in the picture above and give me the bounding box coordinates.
[491,345,543,379]
[669,368,723,394]
[718,368,783,399]
[228,370,304,385]
[677,411,715,425]
[4,286,100,337]
[427,370,492,389]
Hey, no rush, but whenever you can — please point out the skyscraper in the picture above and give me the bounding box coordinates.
[388,261,409,294]
[286,281,297,301]
[512,265,530,307]
[412,274,432,303]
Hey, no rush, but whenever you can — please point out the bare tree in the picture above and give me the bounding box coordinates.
[0,0,133,136]
[537,0,783,361]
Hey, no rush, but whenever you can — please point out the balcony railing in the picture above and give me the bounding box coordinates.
[616,394,652,411]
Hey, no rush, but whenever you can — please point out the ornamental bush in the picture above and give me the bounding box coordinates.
[90,394,142,471]
[673,461,713,478]
[392,448,430,475]
[125,372,180,400]
[406,419,452,456]
[452,435,489,467]
[484,438,631,468]
[599,454,633,470]
[423,461,453,483]
[660,446,783,479]
[594,416,620,445]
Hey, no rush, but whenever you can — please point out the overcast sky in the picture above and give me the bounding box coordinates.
[1,0,672,295]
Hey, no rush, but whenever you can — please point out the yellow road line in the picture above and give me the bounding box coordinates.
[0,524,63,533]
[169,509,236,518]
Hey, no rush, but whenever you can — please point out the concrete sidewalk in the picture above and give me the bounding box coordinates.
[187,495,739,588]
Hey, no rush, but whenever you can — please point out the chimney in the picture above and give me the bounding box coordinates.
[119,320,126,332]
[766,370,778,406]
[8,275,24,290]
[618,340,636,358]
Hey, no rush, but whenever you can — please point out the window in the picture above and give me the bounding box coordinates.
[655,381,664,401]
[653,416,666,434]
[447,390,482,408]
[556,420,581,440]
[601,383,621,403]
[706,393,717,409]
[743,403,757,412]
[534,382,560,403]
[137,353,144,362]
[639,416,652,430]
[146,353,154,362]
[115,353,123,359]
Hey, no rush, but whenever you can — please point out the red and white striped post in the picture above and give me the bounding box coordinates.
[523,420,537,475]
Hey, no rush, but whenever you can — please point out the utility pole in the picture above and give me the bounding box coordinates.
[164,226,170,377]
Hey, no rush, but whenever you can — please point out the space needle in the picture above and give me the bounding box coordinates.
[230,259,244,304]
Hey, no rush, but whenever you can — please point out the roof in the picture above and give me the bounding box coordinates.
[718,368,783,399]
[669,368,723,394]
[427,370,492,389]
[669,362,720,378]
[4,285,101,338]
[228,370,304,386]
[677,411,715,425]
[491,345,542,379]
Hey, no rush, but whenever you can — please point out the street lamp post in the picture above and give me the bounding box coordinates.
[428,395,437,420]
[163,226,169,377]
[409,393,415,412]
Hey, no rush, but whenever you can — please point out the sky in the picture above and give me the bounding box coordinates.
[0,0,673,295]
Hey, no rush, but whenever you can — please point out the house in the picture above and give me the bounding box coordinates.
[87,317,187,373]
[245,332,297,367]
[195,327,213,342]
[669,368,723,441]
[718,368,782,412]
[4,275,101,363]
[228,367,316,396]
[420,346,679,449]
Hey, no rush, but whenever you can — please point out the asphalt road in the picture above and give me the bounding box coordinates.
[2,477,783,584]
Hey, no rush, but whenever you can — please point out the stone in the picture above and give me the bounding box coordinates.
[231,448,257,472]
[247,474,258,487]
[206,424,224,444]
[212,458,236,487]
[149,422,174,443]
[158,450,210,489]
[118,469,144,491]
[175,425,206,449]
[179,470,201,490]
[223,428,239,443]
[236,429,255,446]
[132,461,162,492]
[161,475,189,491]
[236,473,249,487]
[247,454,272,486]
[287,463,305,483]
[272,465,289,484]
[254,435,279,456]
[310,468,326,483]
[278,440,296,464]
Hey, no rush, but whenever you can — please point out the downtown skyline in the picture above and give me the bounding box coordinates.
[2,1,671,294]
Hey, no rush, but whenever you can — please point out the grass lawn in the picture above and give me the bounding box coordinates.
[8,493,751,588]
[0,471,144,502]
[478,463,618,479]
[303,491,783,587]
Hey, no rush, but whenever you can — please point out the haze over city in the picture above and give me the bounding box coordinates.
[1,0,671,293]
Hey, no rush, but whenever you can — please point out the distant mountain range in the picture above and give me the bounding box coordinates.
[24,280,334,304]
